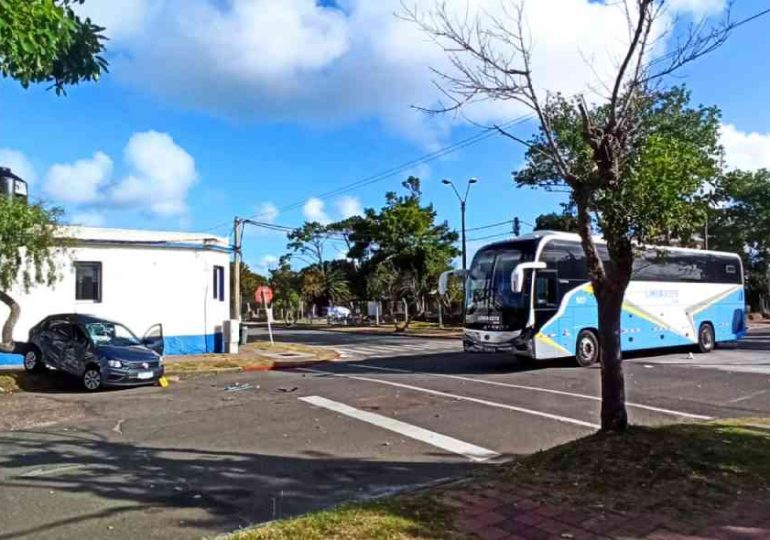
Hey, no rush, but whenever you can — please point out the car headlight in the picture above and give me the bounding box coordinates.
[107,359,123,369]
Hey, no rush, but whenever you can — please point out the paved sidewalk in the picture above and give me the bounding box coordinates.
[437,480,770,540]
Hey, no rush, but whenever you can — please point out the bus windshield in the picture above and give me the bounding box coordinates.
[466,248,529,313]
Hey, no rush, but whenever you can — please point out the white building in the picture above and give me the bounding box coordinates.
[0,227,231,367]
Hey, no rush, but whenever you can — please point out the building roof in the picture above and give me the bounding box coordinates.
[58,226,231,252]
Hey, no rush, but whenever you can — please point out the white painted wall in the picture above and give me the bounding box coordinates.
[0,227,231,362]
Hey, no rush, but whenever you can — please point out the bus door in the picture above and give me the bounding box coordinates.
[533,270,560,331]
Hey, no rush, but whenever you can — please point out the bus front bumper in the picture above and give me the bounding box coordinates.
[463,328,534,356]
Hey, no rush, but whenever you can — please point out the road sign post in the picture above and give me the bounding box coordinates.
[256,286,274,346]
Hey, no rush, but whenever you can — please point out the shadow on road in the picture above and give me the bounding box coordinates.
[0,430,485,539]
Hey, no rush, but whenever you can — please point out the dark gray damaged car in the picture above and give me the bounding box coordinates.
[23,314,165,391]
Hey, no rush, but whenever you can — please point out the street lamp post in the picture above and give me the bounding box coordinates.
[442,177,478,275]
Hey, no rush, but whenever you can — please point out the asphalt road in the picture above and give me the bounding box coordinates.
[1,327,769,539]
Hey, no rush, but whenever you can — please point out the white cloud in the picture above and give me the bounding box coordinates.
[0,149,37,185]
[69,210,106,227]
[303,197,330,224]
[668,0,726,17]
[79,0,726,146]
[110,131,198,216]
[77,0,153,41]
[254,254,279,275]
[254,202,279,223]
[720,123,770,171]
[335,196,363,219]
[44,152,113,204]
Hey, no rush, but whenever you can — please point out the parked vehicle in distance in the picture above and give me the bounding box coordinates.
[23,314,165,391]
[454,231,746,367]
[323,306,352,324]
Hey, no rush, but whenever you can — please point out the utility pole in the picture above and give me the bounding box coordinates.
[460,198,467,271]
[232,217,244,320]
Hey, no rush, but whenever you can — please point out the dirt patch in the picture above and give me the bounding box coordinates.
[164,340,337,376]
[0,393,87,432]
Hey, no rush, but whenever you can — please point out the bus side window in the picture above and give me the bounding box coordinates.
[535,274,558,308]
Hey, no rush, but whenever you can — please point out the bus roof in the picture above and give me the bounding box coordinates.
[481,230,741,259]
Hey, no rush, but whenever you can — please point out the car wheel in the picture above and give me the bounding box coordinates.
[82,366,103,392]
[23,347,45,373]
[697,323,715,354]
[576,330,600,367]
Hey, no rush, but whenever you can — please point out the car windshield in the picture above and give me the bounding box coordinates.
[86,322,141,347]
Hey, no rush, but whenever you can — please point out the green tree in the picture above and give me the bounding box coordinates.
[0,0,108,94]
[0,199,62,351]
[515,87,722,428]
[345,177,459,328]
[269,256,303,323]
[287,221,352,309]
[709,169,770,313]
[408,0,736,430]
[1,1,108,351]
[534,204,579,233]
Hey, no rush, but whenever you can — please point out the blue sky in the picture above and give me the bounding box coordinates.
[2,0,770,275]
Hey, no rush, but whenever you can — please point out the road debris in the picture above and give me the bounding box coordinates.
[111,419,125,435]
[224,383,253,392]
[277,386,298,393]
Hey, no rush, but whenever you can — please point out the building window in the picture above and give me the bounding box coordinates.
[75,262,102,302]
[213,265,225,302]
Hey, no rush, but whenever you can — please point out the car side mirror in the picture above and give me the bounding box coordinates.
[511,262,547,293]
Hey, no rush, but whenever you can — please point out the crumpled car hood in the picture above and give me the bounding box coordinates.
[96,345,159,362]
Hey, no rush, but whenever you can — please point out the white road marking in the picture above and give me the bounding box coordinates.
[300,395,500,462]
[299,368,600,429]
[353,364,713,421]
[20,464,87,478]
[728,388,769,404]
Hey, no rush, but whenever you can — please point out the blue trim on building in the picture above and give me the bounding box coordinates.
[0,352,23,367]
[0,332,224,368]
[164,333,223,355]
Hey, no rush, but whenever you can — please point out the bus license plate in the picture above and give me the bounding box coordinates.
[137,371,153,380]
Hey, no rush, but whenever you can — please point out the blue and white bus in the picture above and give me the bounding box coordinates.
[454,231,746,366]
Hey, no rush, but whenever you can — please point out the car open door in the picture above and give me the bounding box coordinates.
[142,324,164,355]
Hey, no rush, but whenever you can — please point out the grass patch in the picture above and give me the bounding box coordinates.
[505,418,770,515]
[227,419,770,539]
[0,373,20,394]
[229,496,458,540]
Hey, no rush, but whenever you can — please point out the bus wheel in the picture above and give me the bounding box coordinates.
[697,323,715,354]
[576,330,599,367]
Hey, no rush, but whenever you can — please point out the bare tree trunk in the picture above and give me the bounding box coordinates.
[595,285,629,431]
[395,297,411,331]
[0,290,21,353]
[575,189,629,431]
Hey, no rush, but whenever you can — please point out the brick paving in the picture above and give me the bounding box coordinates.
[438,481,770,540]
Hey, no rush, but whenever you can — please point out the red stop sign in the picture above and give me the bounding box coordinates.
[255,285,273,305]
